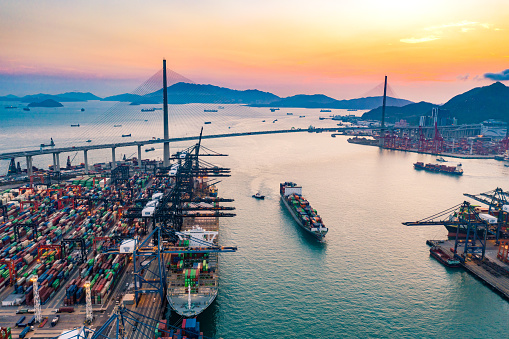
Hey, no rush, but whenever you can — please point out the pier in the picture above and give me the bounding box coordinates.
[428,239,509,301]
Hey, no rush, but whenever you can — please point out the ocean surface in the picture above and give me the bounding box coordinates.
[1,102,509,338]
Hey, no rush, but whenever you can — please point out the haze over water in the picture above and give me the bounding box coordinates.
[1,103,509,338]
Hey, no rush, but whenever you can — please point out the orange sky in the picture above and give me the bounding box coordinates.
[1,0,508,103]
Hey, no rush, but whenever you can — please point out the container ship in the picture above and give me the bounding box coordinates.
[166,184,223,317]
[413,162,463,175]
[280,182,328,241]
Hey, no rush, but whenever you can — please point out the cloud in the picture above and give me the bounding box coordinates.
[457,74,469,81]
[400,35,440,44]
[484,69,509,81]
[401,21,496,44]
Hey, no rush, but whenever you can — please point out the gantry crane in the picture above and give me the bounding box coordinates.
[403,201,490,261]
[463,187,509,244]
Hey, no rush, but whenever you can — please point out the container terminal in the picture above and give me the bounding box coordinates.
[0,133,235,339]
[403,188,509,301]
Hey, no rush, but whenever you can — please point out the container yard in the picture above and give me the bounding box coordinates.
[0,138,231,339]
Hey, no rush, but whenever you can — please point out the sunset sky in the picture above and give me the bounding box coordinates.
[1,0,508,103]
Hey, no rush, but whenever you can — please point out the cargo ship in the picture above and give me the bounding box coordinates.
[167,186,222,317]
[279,182,328,241]
[429,247,461,268]
[413,162,463,175]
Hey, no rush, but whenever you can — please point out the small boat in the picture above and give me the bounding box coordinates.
[81,108,85,112]
[270,108,280,112]
[23,107,30,111]
[287,113,293,115]
[319,117,326,120]
[70,124,80,127]
[262,120,266,122]
[204,109,218,112]
[273,119,277,123]
[299,115,305,118]
[252,192,265,200]
[122,134,131,137]
[86,139,92,143]
[218,106,225,109]
[144,120,148,122]
[141,108,156,112]
[436,156,447,162]
[429,247,461,268]
[145,147,155,152]
[4,105,17,109]
[320,109,331,112]
[204,121,211,124]
[114,125,122,127]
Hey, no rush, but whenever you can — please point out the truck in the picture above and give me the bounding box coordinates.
[50,315,60,327]
[19,326,33,339]
[56,307,74,313]
[15,316,26,327]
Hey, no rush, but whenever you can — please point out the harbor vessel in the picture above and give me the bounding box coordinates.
[23,107,30,111]
[279,182,328,241]
[252,192,265,200]
[204,109,218,112]
[141,108,156,112]
[70,124,80,127]
[320,109,331,112]
[429,247,461,267]
[145,147,155,152]
[166,186,222,317]
[122,134,131,137]
[413,162,463,175]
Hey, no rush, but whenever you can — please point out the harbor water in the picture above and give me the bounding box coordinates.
[2,103,509,338]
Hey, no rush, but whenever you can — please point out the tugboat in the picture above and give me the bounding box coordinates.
[252,192,265,200]
[436,156,447,162]
[86,139,92,143]
[81,108,85,112]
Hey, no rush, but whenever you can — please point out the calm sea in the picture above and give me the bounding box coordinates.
[1,102,509,338]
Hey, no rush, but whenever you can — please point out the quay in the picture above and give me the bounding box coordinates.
[427,239,509,301]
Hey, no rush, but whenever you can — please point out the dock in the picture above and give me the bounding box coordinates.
[428,239,509,300]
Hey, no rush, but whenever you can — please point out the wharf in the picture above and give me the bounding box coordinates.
[428,239,509,301]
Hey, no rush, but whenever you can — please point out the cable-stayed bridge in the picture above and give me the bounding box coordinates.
[0,60,369,177]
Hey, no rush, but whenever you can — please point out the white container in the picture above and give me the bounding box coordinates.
[142,206,155,216]
[479,213,497,224]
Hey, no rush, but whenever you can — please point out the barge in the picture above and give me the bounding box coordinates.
[279,182,328,241]
[430,246,461,268]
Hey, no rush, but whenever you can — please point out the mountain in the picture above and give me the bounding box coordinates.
[361,82,509,125]
[0,94,21,101]
[361,101,436,124]
[441,82,509,124]
[253,95,413,110]
[102,93,146,102]
[140,82,280,105]
[27,99,63,107]
[20,92,102,103]
[57,92,102,101]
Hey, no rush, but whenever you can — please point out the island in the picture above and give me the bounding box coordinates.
[27,99,63,107]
